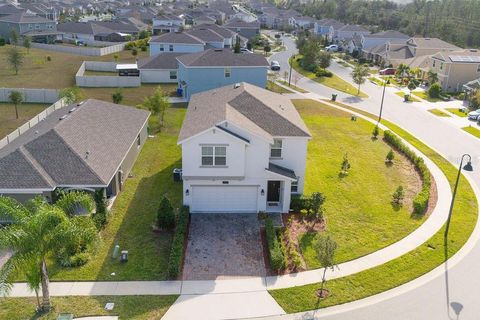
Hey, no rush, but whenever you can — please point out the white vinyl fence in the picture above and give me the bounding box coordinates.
[31,42,126,56]
[0,88,59,103]
[75,61,141,87]
[0,98,67,149]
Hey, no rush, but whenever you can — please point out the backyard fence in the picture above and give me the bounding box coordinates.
[0,88,59,103]
[75,61,141,88]
[31,42,127,57]
[0,98,67,149]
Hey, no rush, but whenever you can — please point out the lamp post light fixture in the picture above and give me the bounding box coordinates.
[288,54,294,86]
[377,79,390,124]
[444,154,473,238]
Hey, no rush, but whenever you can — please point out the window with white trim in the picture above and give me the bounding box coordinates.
[224,68,231,78]
[270,139,282,158]
[169,44,173,51]
[291,179,298,193]
[169,70,177,79]
[159,44,164,51]
[201,146,226,166]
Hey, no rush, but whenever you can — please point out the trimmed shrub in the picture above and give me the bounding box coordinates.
[315,67,333,78]
[290,195,312,212]
[428,83,442,98]
[384,130,431,214]
[265,217,285,271]
[372,125,379,139]
[386,149,395,162]
[167,206,190,279]
[392,186,405,205]
[0,38,5,46]
[92,189,108,229]
[157,196,175,229]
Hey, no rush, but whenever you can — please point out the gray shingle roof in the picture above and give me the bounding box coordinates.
[407,37,461,50]
[186,27,225,42]
[0,99,150,191]
[178,83,311,143]
[224,19,260,29]
[177,48,269,67]
[266,163,297,179]
[0,12,53,23]
[138,52,185,69]
[150,32,205,45]
[192,23,235,38]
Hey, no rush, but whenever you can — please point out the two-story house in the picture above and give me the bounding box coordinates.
[149,32,206,55]
[224,18,260,40]
[178,82,311,213]
[152,14,185,34]
[176,48,269,100]
[0,11,59,43]
[313,19,344,41]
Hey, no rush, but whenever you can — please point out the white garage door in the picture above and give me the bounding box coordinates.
[191,186,258,213]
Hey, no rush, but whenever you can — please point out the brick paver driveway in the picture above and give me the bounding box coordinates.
[183,213,266,280]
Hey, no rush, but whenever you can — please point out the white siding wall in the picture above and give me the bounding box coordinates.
[140,69,178,83]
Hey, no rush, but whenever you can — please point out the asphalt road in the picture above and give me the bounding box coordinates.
[269,34,480,320]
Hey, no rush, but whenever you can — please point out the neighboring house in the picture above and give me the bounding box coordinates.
[152,14,185,34]
[313,19,344,41]
[361,30,410,51]
[406,37,461,57]
[177,48,269,100]
[193,15,217,26]
[149,32,206,55]
[224,18,260,39]
[259,8,299,29]
[0,99,150,202]
[288,15,316,30]
[335,24,370,42]
[0,11,59,43]
[137,52,184,83]
[424,49,480,92]
[191,23,236,48]
[177,82,311,213]
[57,20,144,43]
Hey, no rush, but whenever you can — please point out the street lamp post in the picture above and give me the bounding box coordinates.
[444,154,473,238]
[377,79,390,124]
[288,54,294,86]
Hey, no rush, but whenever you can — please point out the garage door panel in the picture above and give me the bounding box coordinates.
[191,186,258,213]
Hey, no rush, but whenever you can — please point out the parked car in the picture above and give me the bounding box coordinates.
[270,60,281,71]
[325,44,338,52]
[240,48,253,54]
[379,68,396,75]
[274,33,281,39]
[468,109,480,120]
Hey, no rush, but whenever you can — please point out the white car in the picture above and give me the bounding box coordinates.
[325,44,338,52]
[240,48,253,54]
[468,109,480,120]
[270,60,281,71]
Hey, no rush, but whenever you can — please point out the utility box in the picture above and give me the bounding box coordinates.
[331,94,337,101]
[120,250,128,263]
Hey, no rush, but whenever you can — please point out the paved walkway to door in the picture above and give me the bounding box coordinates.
[182,213,266,280]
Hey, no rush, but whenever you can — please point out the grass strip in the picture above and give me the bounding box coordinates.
[446,108,468,117]
[462,126,480,138]
[394,91,420,102]
[267,80,294,94]
[428,109,451,117]
[278,80,309,93]
[270,100,478,313]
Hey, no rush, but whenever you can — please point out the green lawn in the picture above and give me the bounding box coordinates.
[0,295,178,320]
[290,56,368,98]
[293,99,425,265]
[369,77,391,87]
[46,106,186,281]
[446,108,468,117]
[278,80,309,93]
[80,84,178,106]
[394,91,420,102]
[428,109,451,117]
[266,80,294,94]
[412,91,442,102]
[462,126,480,138]
[0,103,49,139]
[269,100,478,313]
[0,45,148,89]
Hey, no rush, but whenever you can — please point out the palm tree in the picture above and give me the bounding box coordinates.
[0,194,96,311]
[427,69,438,85]
[396,63,410,78]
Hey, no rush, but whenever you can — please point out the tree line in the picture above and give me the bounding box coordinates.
[283,0,480,48]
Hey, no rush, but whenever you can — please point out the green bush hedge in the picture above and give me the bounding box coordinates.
[265,217,285,271]
[125,38,149,50]
[167,206,190,279]
[384,130,431,215]
[315,67,333,78]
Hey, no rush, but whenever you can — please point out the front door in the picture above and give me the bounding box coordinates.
[267,181,281,203]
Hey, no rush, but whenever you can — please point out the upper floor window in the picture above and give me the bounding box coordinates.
[432,60,436,67]
[202,146,226,166]
[270,139,282,158]
[159,44,164,51]
[169,44,174,52]
[291,179,298,193]
[224,68,231,78]
[170,70,177,79]
[440,62,443,70]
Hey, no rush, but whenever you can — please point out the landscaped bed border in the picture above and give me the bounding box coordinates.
[269,100,478,313]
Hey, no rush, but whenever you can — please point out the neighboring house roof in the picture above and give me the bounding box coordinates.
[407,37,461,50]
[186,27,225,42]
[156,14,183,21]
[149,32,205,45]
[388,44,414,60]
[138,52,185,69]
[177,48,269,67]
[365,30,409,39]
[337,24,369,33]
[57,21,140,35]
[316,18,344,29]
[224,18,260,29]
[194,15,217,23]
[192,23,235,38]
[0,11,53,23]
[432,49,480,62]
[178,82,311,144]
[0,99,150,191]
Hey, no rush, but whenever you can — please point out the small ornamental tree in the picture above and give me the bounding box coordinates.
[131,47,138,58]
[157,196,175,229]
[340,153,351,175]
[23,36,31,53]
[8,90,23,119]
[264,45,271,56]
[386,149,395,163]
[7,47,23,75]
[234,36,241,53]
[112,89,123,104]
[113,54,119,62]
[392,186,405,206]
[311,192,326,220]
[10,29,18,46]
[314,235,338,297]
[372,125,379,139]
[351,64,369,95]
